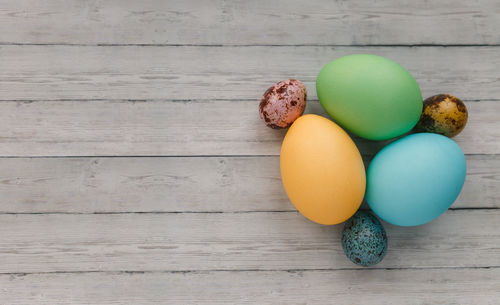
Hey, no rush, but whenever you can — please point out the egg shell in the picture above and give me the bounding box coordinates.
[259,79,307,129]
[366,133,466,226]
[342,211,387,266]
[414,94,468,138]
[316,54,422,140]
[280,114,366,225]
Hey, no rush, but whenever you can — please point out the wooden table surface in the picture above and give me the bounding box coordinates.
[1,0,499,304]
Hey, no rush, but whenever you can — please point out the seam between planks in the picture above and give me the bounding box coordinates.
[0,153,495,158]
[2,43,500,47]
[2,266,500,277]
[0,99,495,103]
[0,208,496,215]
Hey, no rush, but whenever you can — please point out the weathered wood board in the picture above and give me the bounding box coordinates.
[0,210,498,274]
[2,268,500,304]
[1,0,499,45]
[1,46,499,101]
[0,155,496,213]
[0,100,495,156]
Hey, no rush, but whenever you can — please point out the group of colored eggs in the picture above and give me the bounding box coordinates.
[259,54,468,266]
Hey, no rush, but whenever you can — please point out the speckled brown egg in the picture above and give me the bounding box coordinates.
[259,79,307,129]
[414,94,468,137]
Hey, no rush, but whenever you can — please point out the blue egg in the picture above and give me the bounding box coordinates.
[342,211,387,266]
[366,133,466,226]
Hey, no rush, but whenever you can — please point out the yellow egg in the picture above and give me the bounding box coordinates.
[280,114,366,225]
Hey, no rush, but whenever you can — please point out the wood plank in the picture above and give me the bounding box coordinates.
[0,210,498,273]
[1,0,499,46]
[1,45,500,101]
[2,268,500,304]
[0,100,495,156]
[0,155,496,213]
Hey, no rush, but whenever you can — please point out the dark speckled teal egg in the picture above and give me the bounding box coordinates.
[341,211,387,266]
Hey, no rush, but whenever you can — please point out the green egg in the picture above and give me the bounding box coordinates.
[316,54,423,140]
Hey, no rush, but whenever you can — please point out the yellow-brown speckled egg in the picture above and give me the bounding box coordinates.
[414,94,468,138]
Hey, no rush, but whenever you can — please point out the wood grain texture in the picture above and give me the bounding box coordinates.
[0,100,495,156]
[0,210,498,273]
[1,0,499,46]
[0,155,496,213]
[0,100,494,156]
[1,1,499,303]
[2,268,500,304]
[1,45,500,101]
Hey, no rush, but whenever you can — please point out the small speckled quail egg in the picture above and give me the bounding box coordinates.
[414,94,468,138]
[259,79,307,129]
[342,211,387,266]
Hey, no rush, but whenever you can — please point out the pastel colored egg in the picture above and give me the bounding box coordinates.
[280,114,365,225]
[342,211,387,266]
[366,133,466,226]
[259,79,307,129]
[316,54,422,140]
[414,94,468,138]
